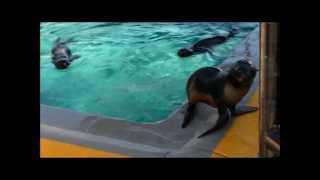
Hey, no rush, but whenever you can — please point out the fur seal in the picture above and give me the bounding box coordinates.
[51,37,80,69]
[182,59,258,138]
[177,28,239,58]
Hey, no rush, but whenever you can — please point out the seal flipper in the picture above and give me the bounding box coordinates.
[65,37,76,44]
[69,54,81,62]
[198,105,231,138]
[197,47,216,59]
[227,28,240,38]
[54,37,76,46]
[233,105,258,116]
[182,103,196,128]
[205,48,216,59]
[54,37,62,45]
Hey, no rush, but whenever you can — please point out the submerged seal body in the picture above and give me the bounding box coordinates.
[178,28,239,58]
[51,37,80,69]
[182,59,258,138]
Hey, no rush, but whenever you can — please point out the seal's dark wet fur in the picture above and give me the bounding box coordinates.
[51,37,80,69]
[183,60,258,138]
[178,28,239,58]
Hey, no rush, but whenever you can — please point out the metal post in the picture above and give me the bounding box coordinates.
[259,22,279,157]
[259,22,268,157]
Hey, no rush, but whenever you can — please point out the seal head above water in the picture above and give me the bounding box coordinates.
[51,37,81,69]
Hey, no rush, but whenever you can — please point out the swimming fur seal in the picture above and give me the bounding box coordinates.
[182,59,258,138]
[177,28,239,58]
[51,37,80,69]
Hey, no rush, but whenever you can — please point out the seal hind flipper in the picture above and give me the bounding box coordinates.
[233,105,258,116]
[182,103,196,128]
[198,105,231,138]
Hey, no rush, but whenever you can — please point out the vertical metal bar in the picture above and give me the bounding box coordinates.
[268,23,279,129]
[259,22,279,157]
[259,22,268,157]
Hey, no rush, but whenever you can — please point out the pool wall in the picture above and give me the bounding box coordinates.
[41,26,260,157]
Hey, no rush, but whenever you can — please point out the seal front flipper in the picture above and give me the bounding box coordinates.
[69,54,81,62]
[233,105,258,116]
[54,37,62,45]
[54,37,76,46]
[197,47,216,59]
[182,103,196,128]
[204,48,216,59]
[206,49,214,57]
[198,105,231,138]
[227,27,240,38]
[65,37,76,44]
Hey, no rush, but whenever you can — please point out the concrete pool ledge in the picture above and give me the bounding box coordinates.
[41,26,260,158]
[41,102,223,157]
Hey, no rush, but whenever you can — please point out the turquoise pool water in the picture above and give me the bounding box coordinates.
[40,22,258,123]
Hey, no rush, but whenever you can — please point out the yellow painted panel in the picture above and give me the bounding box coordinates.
[40,138,128,158]
[212,89,260,158]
